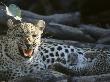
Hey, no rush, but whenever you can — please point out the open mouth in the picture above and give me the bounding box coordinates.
[18,46,34,58]
[23,49,33,57]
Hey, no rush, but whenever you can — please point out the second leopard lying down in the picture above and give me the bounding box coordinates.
[52,49,110,76]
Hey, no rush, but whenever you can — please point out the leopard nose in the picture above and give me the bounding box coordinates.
[26,44,32,49]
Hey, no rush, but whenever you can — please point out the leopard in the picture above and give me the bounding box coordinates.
[52,49,110,76]
[0,19,46,81]
[0,18,89,81]
[1,18,110,81]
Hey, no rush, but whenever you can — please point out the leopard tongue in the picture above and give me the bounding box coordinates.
[23,49,33,57]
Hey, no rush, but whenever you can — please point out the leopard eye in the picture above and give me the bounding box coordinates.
[32,35,37,37]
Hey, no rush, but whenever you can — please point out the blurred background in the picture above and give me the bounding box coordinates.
[2,0,110,25]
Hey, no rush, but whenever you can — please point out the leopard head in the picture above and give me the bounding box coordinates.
[7,19,45,57]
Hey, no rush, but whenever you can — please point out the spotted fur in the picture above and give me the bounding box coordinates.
[0,19,46,81]
[37,42,87,68]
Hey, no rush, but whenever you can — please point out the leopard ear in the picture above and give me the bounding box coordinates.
[7,19,21,28]
[34,20,45,32]
[7,19,14,28]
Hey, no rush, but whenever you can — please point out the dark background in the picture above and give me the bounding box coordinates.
[1,0,110,24]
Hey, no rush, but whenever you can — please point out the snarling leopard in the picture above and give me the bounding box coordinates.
[1,18,110,81]
[0,19,46,81]
[0,18,89,81]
